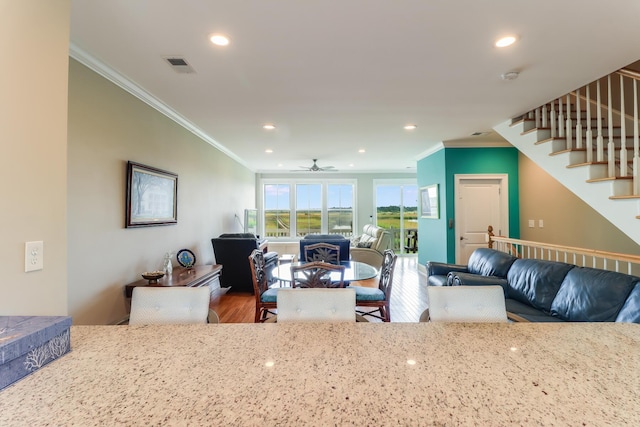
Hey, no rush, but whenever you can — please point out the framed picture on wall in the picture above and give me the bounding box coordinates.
[126,161,178,228]
[420,184,439,219]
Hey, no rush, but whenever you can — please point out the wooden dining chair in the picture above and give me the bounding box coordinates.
[302,242,341,264]
[248,249,279,322]
[350,249,397,322]
[290,261,346,288]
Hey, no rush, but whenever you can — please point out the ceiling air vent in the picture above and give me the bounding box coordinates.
[164,56,196,74]
[471,131,489,136]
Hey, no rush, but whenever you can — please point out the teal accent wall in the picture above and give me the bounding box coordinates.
[417,150,447,265]
[417,146,520,265]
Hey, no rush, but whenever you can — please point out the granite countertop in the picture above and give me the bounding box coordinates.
[0,323,638,426]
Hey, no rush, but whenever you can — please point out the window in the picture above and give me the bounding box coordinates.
[264,184,290,237]
[262,180,355,238]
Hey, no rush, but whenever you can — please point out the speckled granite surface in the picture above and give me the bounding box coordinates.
[0,323,638,426]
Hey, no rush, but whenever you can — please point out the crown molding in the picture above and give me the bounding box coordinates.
[68,42,250,170]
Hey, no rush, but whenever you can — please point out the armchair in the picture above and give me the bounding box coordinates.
[350,224,392,268]
[211,233,279,294]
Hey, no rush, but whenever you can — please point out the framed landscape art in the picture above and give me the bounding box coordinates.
[126,161,178,228]
[420,184,439,219]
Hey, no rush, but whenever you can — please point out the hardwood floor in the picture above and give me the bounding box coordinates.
[209,255,428,323]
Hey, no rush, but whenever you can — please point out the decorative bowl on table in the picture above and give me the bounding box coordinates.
[141,271,165,284]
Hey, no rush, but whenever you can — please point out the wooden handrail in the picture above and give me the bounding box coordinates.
[486,225,640,274]
[617,67,640,81]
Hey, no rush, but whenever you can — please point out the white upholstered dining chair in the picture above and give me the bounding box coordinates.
[129,286,217,325]
[276,288,357,322]
[424,285,508,323]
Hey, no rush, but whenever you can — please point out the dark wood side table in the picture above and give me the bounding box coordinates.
[124,264,223,298]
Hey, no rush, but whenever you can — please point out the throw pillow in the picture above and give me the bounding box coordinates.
[350,235,361,246]
[356,241,373,248]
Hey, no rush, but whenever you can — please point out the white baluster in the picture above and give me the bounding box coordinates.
[607,75,615,177]
[586,85,593,162]
[620,74,628,177]
[566,94,573,149]
[576,88,583,149]
[558,96,565,138]
[596,79,604,162]
[634,79,639,195]
[535,107,541,128]
[551,100,557,138]
[542,104,548,128]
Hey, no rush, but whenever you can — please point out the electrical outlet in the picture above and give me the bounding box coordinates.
[25,241,43,272]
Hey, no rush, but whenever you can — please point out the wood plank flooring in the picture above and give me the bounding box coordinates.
[209,255,428,323]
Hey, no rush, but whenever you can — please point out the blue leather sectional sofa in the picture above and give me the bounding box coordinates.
[427,248,640,323]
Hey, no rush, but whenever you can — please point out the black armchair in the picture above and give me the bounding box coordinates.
[212,233,278,293]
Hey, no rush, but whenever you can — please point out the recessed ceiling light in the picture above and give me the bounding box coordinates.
[277,163,283,167]
[262,124,276,130]
[265,149,273,154]
[404,124,417,130]
[210,34,230,46]
[358,149,366,153]
[349,163,354,167]
[495,36,516,48]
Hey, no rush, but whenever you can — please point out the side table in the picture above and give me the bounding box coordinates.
[124,264,223,298]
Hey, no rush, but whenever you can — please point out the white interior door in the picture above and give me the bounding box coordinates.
[455,175,508,264]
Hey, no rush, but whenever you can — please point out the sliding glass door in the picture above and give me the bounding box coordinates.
[375,181,418,254]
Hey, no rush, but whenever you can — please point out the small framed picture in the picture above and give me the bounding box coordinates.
[420,184,439,219]
[126,161,178,228]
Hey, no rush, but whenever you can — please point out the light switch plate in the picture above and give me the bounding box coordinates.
[538,219,544,228]
[25,241,43,272]
[528,220,535,228]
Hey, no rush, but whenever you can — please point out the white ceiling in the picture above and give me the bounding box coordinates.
[70,0,640,173]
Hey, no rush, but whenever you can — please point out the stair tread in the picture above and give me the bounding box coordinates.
[567,161,609,168]
[610,195,640,200]
[587,176,633,182]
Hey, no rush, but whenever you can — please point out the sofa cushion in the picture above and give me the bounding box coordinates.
[615,282,640,323]
[506,259,574,312]
[505,299,564,322]
[356,241,373,248]
[428,275,448,287]
[551,267,639,322]
[467,248,518,277]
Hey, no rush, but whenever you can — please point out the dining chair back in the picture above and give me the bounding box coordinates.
[351,249,397,322]
[425,285,508,322]
[129,286,213,325]
[276,288,357,322]
[302,242,341,264]
[249,249,279,322]
[290,261,346,288]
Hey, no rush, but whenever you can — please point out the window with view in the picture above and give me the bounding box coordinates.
[262,180,355,238]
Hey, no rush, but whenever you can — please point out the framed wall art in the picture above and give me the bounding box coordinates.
[420,184,439,219]
[126,161,178,228]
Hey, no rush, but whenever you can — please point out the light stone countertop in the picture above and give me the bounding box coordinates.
[0,323,638,426]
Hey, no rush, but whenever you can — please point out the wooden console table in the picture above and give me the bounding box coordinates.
[124,264,223,298]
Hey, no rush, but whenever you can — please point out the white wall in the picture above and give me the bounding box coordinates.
[519,153,640,254]
[67,60,256,324]
[0,1,70,315]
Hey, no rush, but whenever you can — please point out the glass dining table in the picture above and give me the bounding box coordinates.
[272,260,378,286]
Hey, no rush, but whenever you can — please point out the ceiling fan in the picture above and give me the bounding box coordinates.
[296,159,337,172]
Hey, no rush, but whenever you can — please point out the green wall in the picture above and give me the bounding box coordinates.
[417,147,520,265]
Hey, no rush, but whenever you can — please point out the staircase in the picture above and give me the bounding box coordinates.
[494,67,640,245]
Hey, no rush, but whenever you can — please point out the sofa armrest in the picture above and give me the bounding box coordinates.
[449,272,509,296]
[426,261,468,277]
[350,247,384,269]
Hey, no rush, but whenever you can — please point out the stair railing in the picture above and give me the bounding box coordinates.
[487,226,640,275]
[524,66,640,196]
